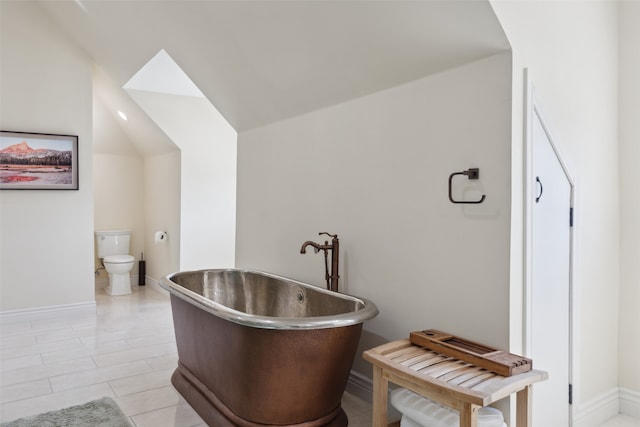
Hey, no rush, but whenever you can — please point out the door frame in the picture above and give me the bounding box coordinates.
[523,69,576,425]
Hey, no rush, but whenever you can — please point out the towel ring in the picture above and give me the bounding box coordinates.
[448,168,486,204]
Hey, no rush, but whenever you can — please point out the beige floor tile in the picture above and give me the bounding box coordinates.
[41,339,130,364]
[115,385,181,417]
[0,337,84,360]
[601,415,640,427]
[124,332,175,348]
[0,354,42,372]
[24,319,76,334]
[34,325,97,344]
[145,353,179,371]
[0,321,33,335]
[1,356,96,387]
[0,378,51,403]
[109,368,175,397]
[0,334,37,349]
[92,342,177,368]
[130,402,205,427]
[49,359,152,392]
[342,391,373,426]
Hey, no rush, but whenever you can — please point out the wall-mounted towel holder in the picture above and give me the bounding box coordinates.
[448,168,486,204]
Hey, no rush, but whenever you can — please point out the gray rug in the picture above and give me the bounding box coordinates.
[1,397,131,427]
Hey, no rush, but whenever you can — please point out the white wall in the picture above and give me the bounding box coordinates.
[93,96,144,283]
[237,53,512,365]
[0,1,95,311]
[93,92,182,286]
[491,0,620,416]
[144,151,181,281]
[127,90,237,271]
[618,0,640,399]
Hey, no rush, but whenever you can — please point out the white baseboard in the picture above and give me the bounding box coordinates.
[573,387,640,425]
[95,275,141,290]
[95,277,108,289]
[2,276,167,321]
[345,370,402,420]
[574,387,620,427]
[96,275,168,297]
[0,301,96,321]
[346,370,373,403]
[620,387,640,419]
[96,275,167,295]
[145,276,169,296]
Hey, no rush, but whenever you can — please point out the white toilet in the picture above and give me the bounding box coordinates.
[95,230,135,296]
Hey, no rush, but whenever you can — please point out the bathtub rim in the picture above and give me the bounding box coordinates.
[160,268,379,330]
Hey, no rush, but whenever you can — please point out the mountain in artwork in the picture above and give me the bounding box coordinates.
[0,142,72,166]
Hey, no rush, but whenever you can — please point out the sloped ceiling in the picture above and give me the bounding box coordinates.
[39,0,510,133]
[93,65,178,156]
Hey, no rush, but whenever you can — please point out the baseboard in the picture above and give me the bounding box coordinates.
[95,277,108,289]
[145,276,169,296]
[574,387,620,427]
[346,370,374,403]
[620,387,640,419]
[0,300,96,321]
[96,275,168,296]
[95,275,141,290]
[345,370,402,421]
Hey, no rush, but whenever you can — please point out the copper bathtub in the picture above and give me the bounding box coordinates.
[160,269,378,427]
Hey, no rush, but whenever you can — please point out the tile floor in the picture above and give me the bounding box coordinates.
[0,285,637,427]
[602,416,640,427]
[0,286,371,426]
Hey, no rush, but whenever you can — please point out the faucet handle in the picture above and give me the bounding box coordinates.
[319,232,337,239]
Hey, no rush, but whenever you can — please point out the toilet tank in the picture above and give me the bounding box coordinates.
[95,230,131,258]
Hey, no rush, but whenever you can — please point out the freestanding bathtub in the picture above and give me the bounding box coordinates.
[160,269,378,427]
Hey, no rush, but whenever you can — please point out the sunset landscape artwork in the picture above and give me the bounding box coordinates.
[0,131,78,190]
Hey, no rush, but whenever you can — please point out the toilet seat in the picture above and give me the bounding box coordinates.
[104,255,135,264]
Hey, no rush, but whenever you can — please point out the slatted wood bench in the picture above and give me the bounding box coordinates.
[363,339,548,427]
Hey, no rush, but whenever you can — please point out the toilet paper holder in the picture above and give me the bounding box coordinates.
[154,231,168,243]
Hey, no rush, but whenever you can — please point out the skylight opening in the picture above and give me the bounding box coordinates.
[123,49,205,98]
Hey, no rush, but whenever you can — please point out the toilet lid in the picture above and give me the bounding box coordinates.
[103,255,135,264]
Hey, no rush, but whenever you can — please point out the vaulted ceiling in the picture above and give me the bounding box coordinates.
[39,1,510,134]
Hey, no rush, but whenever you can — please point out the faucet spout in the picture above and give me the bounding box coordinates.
[300,233,340,292]
[300,241,325,254]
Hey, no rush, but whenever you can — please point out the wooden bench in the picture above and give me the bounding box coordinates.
[363,339,548,427]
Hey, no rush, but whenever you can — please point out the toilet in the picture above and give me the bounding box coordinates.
[95,230,135,296]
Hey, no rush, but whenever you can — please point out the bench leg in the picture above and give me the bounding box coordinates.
[372,365,388,427]
[516,385,532,427]
[460,402,479,427]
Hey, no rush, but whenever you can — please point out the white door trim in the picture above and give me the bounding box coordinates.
[523,69,576,425]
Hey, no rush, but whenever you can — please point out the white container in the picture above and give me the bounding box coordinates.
[390,388,506,427]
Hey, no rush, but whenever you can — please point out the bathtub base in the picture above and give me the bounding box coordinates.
[172,365,348,427]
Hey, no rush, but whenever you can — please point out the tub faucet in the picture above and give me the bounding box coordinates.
[300,232,340,292]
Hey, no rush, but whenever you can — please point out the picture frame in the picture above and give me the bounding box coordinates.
[0,131,79,190]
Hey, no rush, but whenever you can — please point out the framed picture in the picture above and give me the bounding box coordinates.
[0,131,79,190]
